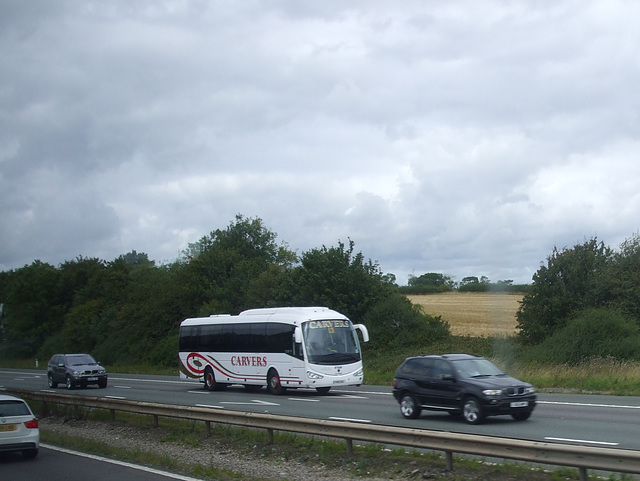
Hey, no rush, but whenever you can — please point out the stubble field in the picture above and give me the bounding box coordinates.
[407,292,524,337]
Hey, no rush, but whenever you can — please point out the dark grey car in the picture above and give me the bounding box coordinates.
[47,353,108,389]
[392,353,536,424]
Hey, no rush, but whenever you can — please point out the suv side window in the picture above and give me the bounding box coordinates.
[401,358,428,377]
[432,359,455,379]
[420,359,435,379]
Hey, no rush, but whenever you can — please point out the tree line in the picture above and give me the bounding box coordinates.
[2,214,640,368]
[0,215,449,367]
[398,272,530,294]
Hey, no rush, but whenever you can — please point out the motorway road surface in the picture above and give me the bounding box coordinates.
[2,368,640,451]
[0,445,199,481]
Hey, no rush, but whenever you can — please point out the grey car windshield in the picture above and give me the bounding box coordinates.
[302,320,361,365]
[66,354,97,366]
[450,358,504,378]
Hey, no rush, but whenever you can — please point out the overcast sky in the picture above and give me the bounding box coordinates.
[2,1,639,285]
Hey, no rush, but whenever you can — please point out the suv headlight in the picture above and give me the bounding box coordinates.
[73,370,82,377]
[526,387,536,394]
[482,389,502,396]
[307,371,324,380]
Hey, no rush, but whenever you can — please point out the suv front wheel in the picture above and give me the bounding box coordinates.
[47,374,58,388]
[512,411,531,421]
[462,397,484,424]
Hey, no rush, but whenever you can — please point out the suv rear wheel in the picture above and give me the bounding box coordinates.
[400,393,421,419]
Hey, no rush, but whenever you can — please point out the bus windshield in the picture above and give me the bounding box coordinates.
[302,319,361,365]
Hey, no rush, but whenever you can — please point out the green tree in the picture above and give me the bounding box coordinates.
[610,233,640,321]
[458,276,488,292]
[286,239,388,323]
[184,215,296,315]
[408,272,454,289]
[516,238,614,345]
[1,261,64,357]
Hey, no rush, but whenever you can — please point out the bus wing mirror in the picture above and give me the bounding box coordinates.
[294,326,303,343]
[354,324,369,342]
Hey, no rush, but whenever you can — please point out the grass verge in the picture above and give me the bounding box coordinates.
[36,406,583,481]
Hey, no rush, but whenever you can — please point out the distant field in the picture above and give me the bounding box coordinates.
[407,292,523,337]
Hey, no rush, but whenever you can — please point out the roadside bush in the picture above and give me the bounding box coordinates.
[146,334,179,368]
[527,308,640,365]
[362,294,450,351]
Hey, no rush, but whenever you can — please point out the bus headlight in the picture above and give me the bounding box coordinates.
[354,368,363,377]
[307,371,324,380]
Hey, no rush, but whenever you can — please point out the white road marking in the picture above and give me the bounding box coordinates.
[539,400,640,410]
[105,395,126,400]
[337,394,368,399]
[288,398,319,402]
[253,399,280,406]
[195,404,224,409]
[545,437,619,446]
[220,399,280,406]
[329,416,372,423]
[336,389,393,396]
[113,385,131,389]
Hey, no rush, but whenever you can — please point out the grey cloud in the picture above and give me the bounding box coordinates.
[2,1,640,286]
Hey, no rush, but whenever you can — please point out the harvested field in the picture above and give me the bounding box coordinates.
[407,292,523,337]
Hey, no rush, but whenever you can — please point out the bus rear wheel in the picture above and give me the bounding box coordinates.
[267,369,286,395]
[315,387,331,395]
[204,367,223,391]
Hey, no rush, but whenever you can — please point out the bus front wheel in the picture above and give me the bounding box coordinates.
[267,369,286,395]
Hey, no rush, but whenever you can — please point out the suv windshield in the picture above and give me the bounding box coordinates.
[450,358,504,379]
[66,354,97,366]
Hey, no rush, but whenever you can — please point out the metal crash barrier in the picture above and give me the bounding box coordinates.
[5,388,640,481]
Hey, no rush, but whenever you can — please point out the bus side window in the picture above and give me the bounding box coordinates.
[292,333,304,359]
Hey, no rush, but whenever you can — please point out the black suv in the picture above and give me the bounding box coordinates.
[47,353,108,389]
[392,353,536,424]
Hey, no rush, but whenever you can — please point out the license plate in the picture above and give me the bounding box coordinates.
[333,380,345,384]
[0,424,17,432]
[87,377,98,381]
[510,401,529,408]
